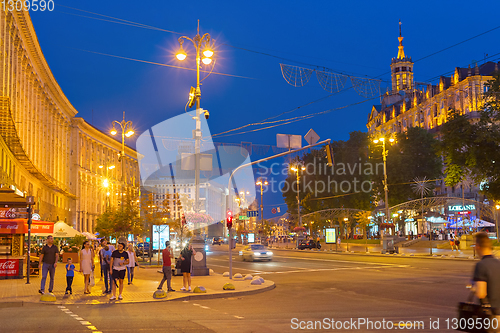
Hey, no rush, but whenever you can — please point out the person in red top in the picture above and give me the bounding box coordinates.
[157,241,175,292]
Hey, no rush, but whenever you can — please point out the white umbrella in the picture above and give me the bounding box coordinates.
[47,221,82,238]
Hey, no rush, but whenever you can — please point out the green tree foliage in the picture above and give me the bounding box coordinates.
[371,126,442,206]
[95,196,142,239]
[440,72,500,200]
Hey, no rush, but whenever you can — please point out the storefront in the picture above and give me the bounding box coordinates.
[0,219,54,279]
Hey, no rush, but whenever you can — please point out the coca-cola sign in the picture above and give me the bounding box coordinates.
[0,259,19,276]
[0,208,18,219]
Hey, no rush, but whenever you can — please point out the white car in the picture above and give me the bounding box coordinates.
[239,244,273,262]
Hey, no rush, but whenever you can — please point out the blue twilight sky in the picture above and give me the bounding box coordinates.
[29,1,500,218]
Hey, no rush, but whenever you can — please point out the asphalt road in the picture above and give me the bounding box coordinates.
[0,245,479,332]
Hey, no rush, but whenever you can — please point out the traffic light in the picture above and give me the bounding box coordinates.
[325,143,334,167]
[226,210,233,230]
[181,214,186,226]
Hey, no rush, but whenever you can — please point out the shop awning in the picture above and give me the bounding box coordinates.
[47,221,82,238]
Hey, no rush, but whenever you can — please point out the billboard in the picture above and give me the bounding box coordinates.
[152,225,170,250]
[247,233,255,243]
[325,228,337,244]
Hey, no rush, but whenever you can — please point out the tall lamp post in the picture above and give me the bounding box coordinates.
[175,21,215,217]
[174,22,215,276]
[290,164,306,227]
[373,136,395,227]
[256,180,268,242]
[110,112,134,211]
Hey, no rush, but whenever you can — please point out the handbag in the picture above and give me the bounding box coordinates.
[89,271,95,287]
[457,292,495,333]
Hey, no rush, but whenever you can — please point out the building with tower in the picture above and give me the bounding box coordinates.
[367,23,499,200]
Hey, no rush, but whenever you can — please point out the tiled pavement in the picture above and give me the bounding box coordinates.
[0,262,274,305]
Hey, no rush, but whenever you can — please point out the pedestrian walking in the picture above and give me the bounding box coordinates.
[454,235,461,251]
[470,232,500,330]
[126,244,138,285]
[180,244,196,292]
[158,241,175,292]
[100,245,112,294]
[109,242,129,300]
[39,235,59,295]
[79,240,95,294]
[65,258,75,295]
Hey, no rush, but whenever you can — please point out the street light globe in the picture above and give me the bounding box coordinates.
[373,139,379,143]
[496,204,500,210]
[379,137,385,142]
[176,47,187,61]
[203,49,214,57]
[109,165,115,170]
[389,138,395,143]
[125,130,135,137]
[110,129,117,136]
[202,57,212,65]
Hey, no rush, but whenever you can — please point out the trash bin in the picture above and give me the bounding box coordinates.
[381,236,398,254]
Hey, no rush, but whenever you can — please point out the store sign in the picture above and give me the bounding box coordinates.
[0,208,19,219]
[457,211,471,215]
[24,222,54,234]
[0,259,19,276]
[0,221,23,233]
[31,213,40,221]
[448,205,475,212]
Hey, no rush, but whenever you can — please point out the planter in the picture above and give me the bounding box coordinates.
[62,252,79,263]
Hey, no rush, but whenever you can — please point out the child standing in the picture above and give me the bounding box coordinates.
[65,258,75,295]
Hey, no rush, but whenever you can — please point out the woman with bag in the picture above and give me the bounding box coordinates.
[126,244,139,285]
[79,240,95,294]
[180,244,196,292]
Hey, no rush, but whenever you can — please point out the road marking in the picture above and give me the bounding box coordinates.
[59,307,102,333]
[272,255,409,267]
[257,265,406,275]
[208,263,263,273]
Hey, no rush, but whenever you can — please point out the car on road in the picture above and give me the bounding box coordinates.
[239,244,273,261]
[212,237,223,245]
[298,240,321,250]
[135,242,151,256]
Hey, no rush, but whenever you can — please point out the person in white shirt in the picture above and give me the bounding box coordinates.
[126,244,139,285]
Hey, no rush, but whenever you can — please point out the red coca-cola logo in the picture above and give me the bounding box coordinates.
[0,260,15,269]
[0,259,19,276]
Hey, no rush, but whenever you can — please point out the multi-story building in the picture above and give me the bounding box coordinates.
[0,11,139,232]
[367,26,499,199]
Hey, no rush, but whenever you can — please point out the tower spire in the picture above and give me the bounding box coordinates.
[397,20,405,59]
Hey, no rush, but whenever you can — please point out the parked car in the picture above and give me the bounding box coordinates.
[239,244,273,262]
[212,237,223,245]
[298,240,321,250]
[135,242,151,256]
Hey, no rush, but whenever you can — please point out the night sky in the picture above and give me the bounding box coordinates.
[29,1,500,218]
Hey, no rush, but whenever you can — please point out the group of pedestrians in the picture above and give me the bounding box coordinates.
[38,236,196,299]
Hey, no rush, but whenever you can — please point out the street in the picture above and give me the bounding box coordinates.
[0,245,477,332]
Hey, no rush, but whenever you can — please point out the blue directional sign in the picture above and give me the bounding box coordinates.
[247,210,259,217]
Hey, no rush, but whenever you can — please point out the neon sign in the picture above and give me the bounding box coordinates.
[448,205,475,211]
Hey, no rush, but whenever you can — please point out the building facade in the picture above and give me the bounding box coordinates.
[367,26,499,199]
[0,11,139,232]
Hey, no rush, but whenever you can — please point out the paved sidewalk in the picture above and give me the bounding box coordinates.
[0,264,274,305]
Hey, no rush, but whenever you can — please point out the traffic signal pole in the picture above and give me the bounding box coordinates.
[224,139,331,278]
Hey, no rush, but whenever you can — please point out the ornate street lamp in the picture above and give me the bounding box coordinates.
[110,112,134,210]
[373,136,395,228]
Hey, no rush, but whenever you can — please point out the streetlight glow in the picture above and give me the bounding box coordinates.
[203,49,214,57]
[202,57,212,65]
[125,130,135,137]
[176,45,187,61]
[110,128,117,136]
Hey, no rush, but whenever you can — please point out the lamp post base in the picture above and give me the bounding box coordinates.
[190,235,209,276]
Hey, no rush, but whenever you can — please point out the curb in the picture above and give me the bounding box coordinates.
[0,281,276,305]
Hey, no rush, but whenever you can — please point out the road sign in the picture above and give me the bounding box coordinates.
[239,216,249,220]
[271,208,277,214]
[304,129,320,145]
[247,210,259,217]
[26,196,35,205]
[277,134,302,149]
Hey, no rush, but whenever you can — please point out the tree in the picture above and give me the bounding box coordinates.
[95,196,142,239]
[440,71,500,200]
[371,126,442,206]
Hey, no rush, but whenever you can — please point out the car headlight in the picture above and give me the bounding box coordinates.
[266,251,273,255]
[205,245,209,251]
[253,252,261,256]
